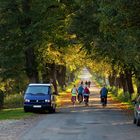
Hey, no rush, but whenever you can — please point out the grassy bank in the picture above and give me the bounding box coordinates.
[0,81,80,120]
[4,94,24,109]
[0,108,33,120]
[109,92,134,111]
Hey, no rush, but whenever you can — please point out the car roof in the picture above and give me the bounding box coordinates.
[29,83,52,86]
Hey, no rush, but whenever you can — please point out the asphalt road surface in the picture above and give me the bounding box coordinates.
[20,85,140,140]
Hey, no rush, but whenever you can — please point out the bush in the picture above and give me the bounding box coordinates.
[117,91,130,102]
[131,92,138,101]
[4,94,24,109]
[109,86,130,102]
[108,86,118,96]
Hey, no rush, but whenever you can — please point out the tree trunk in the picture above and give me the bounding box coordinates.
[119,73,128,93]
[125,70,134,99]
[25,47,39,83]
[115,77,120,88]
[41,63,58,94]
[136,76,140,96]
[117,76,123,89]
[42,63,51,83]
[134,72,140,96]
[56,65,66,90]
[108,67,117,86]
[108,74,115,86]
[50,63,58,94]
[69,72,75,83]
[22,0,39,83]
[0,90,4,109]
[137,86,140,96]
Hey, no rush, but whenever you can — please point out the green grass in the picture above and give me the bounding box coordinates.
[109,92,134,110]
[4,94,24,109]
[0,81,80,120]
[0,108,33,120]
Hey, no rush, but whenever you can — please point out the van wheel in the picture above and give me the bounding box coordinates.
[136,118,140,126]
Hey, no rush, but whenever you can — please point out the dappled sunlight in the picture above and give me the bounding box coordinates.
[71,109,94,113]
[90,87,100,92]
[58,92,129,110]
[57,83,133,121]
[111,121,133,126]
[89,97,100,101]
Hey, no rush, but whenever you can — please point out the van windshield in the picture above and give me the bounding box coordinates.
[25,86,50,95]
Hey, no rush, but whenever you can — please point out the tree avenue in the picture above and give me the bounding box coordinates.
[70,0,140,100]
[0,0,139,108]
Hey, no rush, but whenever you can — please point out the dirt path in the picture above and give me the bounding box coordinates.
[0,84,134,140]
[59,84,133,118]
[20,84,140,140]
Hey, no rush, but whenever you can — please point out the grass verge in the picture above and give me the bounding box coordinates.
[0,108,33,120]
[109,92,134,111]
[0,80,80,120]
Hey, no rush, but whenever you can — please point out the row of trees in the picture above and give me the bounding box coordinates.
[0,0,87,96]
[70,0,140,99]
[0,0,139,101]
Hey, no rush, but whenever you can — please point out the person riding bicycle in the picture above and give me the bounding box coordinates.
[78,84,84,103]
[100,85,108,106]
[83,86,90,106]
[71,85,78,106]
[85,81,88,86]
[81,81,83,85]
[88,81,91,88]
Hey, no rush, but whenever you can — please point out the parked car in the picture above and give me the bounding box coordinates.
[24,83,57,113]
[133,95,140,126]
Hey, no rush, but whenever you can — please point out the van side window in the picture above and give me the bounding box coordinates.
[48,87,51,94]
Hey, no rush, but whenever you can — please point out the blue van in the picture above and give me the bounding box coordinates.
[24,83,57,113]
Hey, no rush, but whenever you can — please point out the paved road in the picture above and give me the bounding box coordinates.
[20,85,140,140]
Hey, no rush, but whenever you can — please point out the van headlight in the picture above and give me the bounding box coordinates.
[25,99,30,102]
[45,100,50,103]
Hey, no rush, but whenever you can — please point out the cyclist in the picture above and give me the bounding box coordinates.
[81,81,83,85]
[100,85,108,106]
[78,83,84,103]
[71,85,78,107]
[85,81,88,86]
[83,86,90,106]
[88,81,91,88]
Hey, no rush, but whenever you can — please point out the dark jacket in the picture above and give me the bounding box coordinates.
[100,87,108,98]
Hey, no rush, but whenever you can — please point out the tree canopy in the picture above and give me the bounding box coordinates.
[0,0,140,98]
